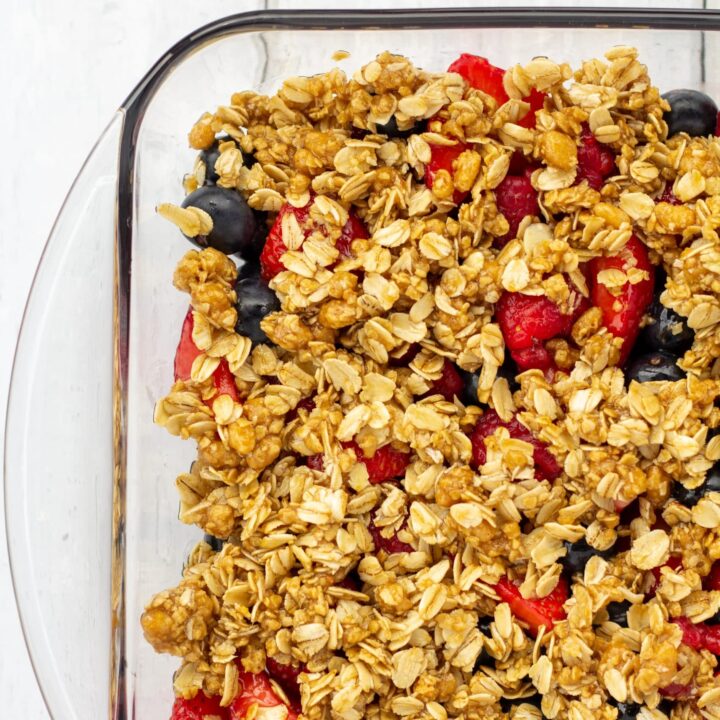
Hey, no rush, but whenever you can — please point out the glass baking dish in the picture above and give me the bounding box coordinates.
[7,7,720,720]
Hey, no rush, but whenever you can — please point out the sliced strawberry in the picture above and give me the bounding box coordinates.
[470,409,561,481]
[260,200,368,280]
[705,560,720,591]
[265,659,304,711]
[494,171,539,247]
[369,516,414,554]
[589,235,655,365]
[576,124,615,190]
[447,53,544,129]
[230,671,297,720]
[673,616,720,656]
[174,308,240,404]
[305,440,409,483]
[174,308,203,382]
[426,143,469,204]
[448,54,508,105]
[427,359,464,401]
[495,576,568,635]
[648,556,683,597]
[171,692,228,720]
[660,682,694,700]
[496,293,575,352]
[657,184,681,205]
[336,213,369,257]
[510,343,556,374]
[260,202,313,281]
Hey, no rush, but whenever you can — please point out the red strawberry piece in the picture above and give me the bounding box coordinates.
[648,555,683,597]
[660,682,694,700]
[495,575,568,635]
[304,441,410,483]
[427,359,464,401]
[230,671,297,720]
[448,53,508,105]
[336,212,369,257]
[171,692,228,720]
[496,292,575,352]
[260,200,368,280]
[470,409,561,481]
[389,343,420,366]
[426,143,469,204]
[305,453,324,471]
[673,616,720,655]
[369,516,414,554]
[174,308,239,404]
[447,54,545,129]
[510,343,556,375]
[704,560,720,591]
[287,396,315,422]
[494,171,539,246]
[260,201,313,281]
[265,658,304,711]
[657,184,681,205]
[588,235,655,365]
[576,124,615,190]
[347,440,410,484]
[174,308,203,382]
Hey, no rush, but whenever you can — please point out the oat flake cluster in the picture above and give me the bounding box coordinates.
[142,47,720,720]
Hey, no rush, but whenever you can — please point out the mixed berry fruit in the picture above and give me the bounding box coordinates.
[153,52,720,720]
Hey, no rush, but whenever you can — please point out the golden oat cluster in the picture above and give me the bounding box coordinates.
[143,47,720,720]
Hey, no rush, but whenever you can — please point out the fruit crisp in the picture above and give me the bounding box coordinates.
[145,47,720,720]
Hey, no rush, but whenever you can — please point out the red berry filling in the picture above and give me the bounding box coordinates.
[576,124,615,190]
[495,576,568,635]
[305,440,409,484]
[230,671,297,720]
[494,170,539,247]
[426,359,464,401]
[470,409,561,481]
[588,235,655,365]
[171,693,227,720]
[174,308,239,404]
[259,199,368,280]
[426,143,469,204]
[369,515,414,554]
[447,54,545,128]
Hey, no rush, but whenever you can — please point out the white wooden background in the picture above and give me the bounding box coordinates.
[0,0,710,717]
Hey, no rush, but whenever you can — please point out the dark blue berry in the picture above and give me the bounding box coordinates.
[707,609,720,625]
[459,370,479,406]
[199,137,252,185]
[662,89,718,138]
[235,273,281,346]
[605,600,630,626]
[374,116,423,138]
[561,539,611,576]
[203,533,224,552]
[626,351,684,383]
[474,616,492,669]
[672,463,720,508]
[613,701,642,720]
[181,186,258,257]
[639,298,693,355]
[500,695,542,714]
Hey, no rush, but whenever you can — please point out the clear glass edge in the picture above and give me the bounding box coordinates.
[8,7,720,720]
[4,111,124,720]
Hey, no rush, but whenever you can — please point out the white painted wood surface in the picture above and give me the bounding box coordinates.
[0,1,708,717]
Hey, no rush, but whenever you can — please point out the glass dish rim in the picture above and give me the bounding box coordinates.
[8,6,720,720]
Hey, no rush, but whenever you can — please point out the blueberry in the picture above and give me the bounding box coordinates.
[237,260,261,281]
[199,137,252,185]
[707,608,720,625]
[605,600,630,626]
[235,274,281,345]
[662,89,718,138]
[500,695,542,714]
[672,462,720,508]
[613,701,642,720]
[474,616,492,668]
[626,351,684,383]
[459,370,480,406]
[181,186,258,257]
[203,533,224,552]
[374,115,423,138]
[639,298,693,355]
[561,539,611,576]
